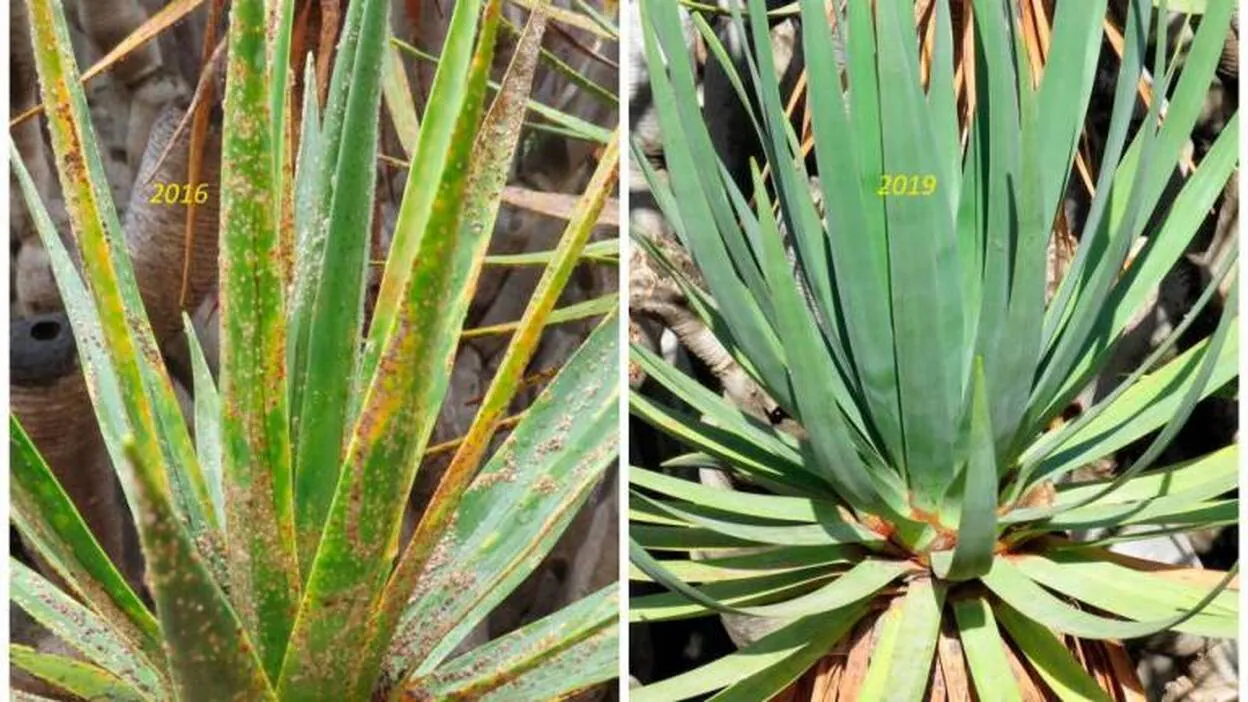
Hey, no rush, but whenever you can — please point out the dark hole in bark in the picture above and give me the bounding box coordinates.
[30,319,61,342]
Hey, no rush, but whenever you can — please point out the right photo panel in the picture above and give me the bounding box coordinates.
[625,0,1240,700]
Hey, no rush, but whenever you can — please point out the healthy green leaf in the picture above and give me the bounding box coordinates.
[857,578,945,702]
[876,0,964,508]
[630,467,821,522]
[290,0,390,572]
[952,597,1022,702]
[287,55,326,427]
[1013,554,1235,638]
[1154,0,1207,12]
[631,525,759,552]
[629,0,1238,698]
[748,161,881,509]
[631,568,839,623]
[1016,247,1237,493]
[982,556,1236,640]
[994,602,1111,702]
[1053,445,1238,508]
[1039,0,1149,355]
[1028,327,1238,484]
[629,546,858,583]
[630,393,830,496]
[631,606,866,701]
[637,0,794,411]
[1049,278,1238,512]
[939,360,997,581]
[636,493,882,547]
[1046,114,1239,414]
[704,603,864,701]
[631,344,802,464]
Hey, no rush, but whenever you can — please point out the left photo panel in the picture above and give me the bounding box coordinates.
[10,0,621,699]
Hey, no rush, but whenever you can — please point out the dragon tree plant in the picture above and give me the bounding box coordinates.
[10,0,620,699]
[629,0,1238,698]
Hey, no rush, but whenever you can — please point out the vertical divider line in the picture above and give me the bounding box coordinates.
[617,1,633,696]
[1,0,13,654]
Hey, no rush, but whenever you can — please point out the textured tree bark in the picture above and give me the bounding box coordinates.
[1218,8,1238,82]
[73,0,181,167]
[123,104,223,347]
[11,312,131,574]
[10,2,52,254]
